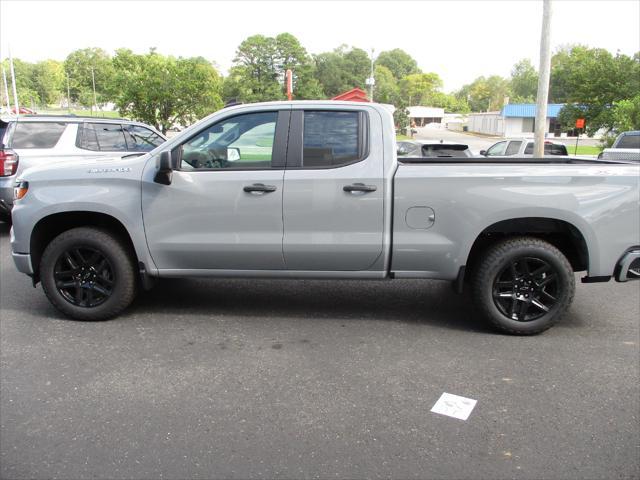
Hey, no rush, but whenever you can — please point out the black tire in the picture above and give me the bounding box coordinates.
[471,236,575,335]
[40,227,137,320]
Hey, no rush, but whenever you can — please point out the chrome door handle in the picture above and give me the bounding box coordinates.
[343,183,377,193]
[243,183,277,193]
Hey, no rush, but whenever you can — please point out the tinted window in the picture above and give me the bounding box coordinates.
[124,125,164,152]
[12,122,66,148]
[524,142,534,154]
[617,134,640,149]
[486,141,507,156]
[92,123,128,151]
[78,123,100,151]
[505,141,522,155]
[303,111,362,167]
[545,143,567,155]
[180,112,277,170]
[0,121,9,146]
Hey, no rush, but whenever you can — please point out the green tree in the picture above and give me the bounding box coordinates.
[398,72,443,105]
[32,60,65,105]
[372,64,398,105]
[112,49,223,133]
[456,75,510,112]
[510,59,538,103]
[375,48,420,80]
[314,45,371,98]
[1,58,39,108]
[551,45,640,135]
[64,47,115,107]
[225,33,322,103]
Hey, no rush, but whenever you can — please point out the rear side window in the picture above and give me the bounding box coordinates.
[0,121,9,146]
[12,122,66,148]
[545,143,567,155]
[617,134,640,149]
[302,111,365,167]
[505,141,522,155]
[79,123,128,152]
[123,125,164,152]
[524,142,534,154]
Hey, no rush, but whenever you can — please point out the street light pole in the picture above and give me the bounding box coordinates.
[91,67,97,116]
[533,0,553,158]
[369,48,375,102]
[2,67,11,112]
[67,74,71,113]
[9,47,19,114]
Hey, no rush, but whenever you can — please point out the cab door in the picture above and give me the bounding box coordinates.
[282,108,384,271]
[142,109,290,272]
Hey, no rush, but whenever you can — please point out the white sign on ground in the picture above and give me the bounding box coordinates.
[430,392,477,421]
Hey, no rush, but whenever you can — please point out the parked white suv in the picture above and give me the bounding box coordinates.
[0,115,166,220]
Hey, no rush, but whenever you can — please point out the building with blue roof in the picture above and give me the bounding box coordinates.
[468,103,569,137]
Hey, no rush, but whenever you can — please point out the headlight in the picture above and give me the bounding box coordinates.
[14,180,29,200]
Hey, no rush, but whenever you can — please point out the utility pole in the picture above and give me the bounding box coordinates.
[2,67,11,112]
[9,47,19,114]
[365,48,375,102]
[91,67,97,116]
[66,73,71,113]
[534,0,553,157]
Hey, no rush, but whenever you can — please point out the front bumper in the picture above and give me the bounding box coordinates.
[0,175,14,215]
[12,252,34,275]
[615,249,640,282]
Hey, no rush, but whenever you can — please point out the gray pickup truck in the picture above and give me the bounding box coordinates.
[10,101,640,334]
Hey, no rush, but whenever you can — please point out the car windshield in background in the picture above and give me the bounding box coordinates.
[617,134,640,149]
[12,122,67,148]
[420,144,470,157]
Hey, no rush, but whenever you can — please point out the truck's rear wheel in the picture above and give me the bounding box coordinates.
[471,236,575,335]
[40,227,137,320]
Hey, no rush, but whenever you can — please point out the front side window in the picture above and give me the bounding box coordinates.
[505,141,522,156]
[93,124,128,151]
[123,125,164,152]
[486,141,507,156]
[79,123,128,152]
[12,122,66,148]
[180,112,277,170]
[303,111,363,167]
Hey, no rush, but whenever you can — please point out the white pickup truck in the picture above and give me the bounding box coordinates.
[9,101,640,334]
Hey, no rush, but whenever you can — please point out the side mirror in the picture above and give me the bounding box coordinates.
[154,151,174,185]
[479,150,487,156]
[227,147,241,162]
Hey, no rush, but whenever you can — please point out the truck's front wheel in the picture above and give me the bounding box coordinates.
[40,227,137,320]
[471,237,575,335]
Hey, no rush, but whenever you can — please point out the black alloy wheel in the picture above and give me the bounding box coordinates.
[492,256,560,322]
[54,246,115,307]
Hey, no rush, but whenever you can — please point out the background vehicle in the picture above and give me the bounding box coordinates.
[599,130,640,162]
[0,115,166,220]
[480,139,568,157]
[10,101,640,335]
[397,140,473,157]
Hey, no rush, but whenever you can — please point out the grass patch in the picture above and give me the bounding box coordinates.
[565,145,602,155]
[396,134,411,141]
[39,108,125,119]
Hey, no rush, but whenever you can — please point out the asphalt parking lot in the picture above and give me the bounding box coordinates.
[1,220,639,480]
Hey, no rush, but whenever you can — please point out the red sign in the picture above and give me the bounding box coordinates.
[575,118,585,129]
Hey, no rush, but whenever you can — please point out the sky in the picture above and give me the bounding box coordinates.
[1,0,639,92]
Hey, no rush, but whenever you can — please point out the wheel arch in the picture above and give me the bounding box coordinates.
[30,211,139,282]
[465,217,590,275]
